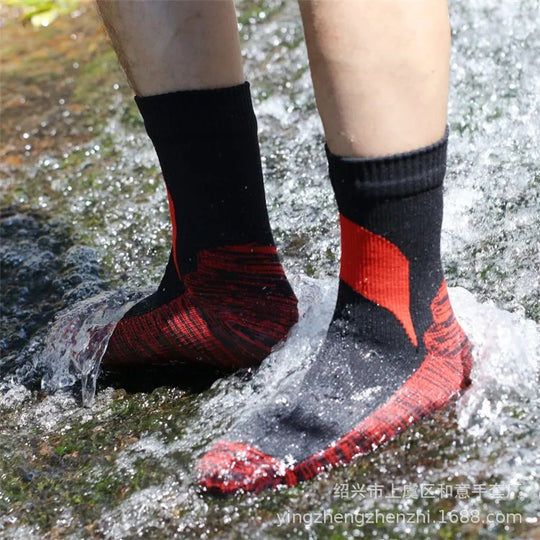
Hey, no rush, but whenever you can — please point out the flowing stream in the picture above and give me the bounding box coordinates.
[1,0,538,538]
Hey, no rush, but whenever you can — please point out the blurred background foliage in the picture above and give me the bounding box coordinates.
[3,0,81,27]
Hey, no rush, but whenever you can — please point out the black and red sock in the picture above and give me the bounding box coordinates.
[103,83,298,370]
[197,131,473,493]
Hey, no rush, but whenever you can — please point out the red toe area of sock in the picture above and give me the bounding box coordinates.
[198,342,472,495]
[197,441,294,494]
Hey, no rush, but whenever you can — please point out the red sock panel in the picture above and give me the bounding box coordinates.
[197,131,473,493]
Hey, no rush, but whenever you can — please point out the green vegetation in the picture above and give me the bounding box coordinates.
[4,0,80,27]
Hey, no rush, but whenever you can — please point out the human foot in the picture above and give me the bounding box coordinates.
[197,279,471,493]
[102,244,298,369]
[101,83,298,370]
[196,133,473,493]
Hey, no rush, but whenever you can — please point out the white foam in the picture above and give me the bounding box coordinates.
[450,287,539,436]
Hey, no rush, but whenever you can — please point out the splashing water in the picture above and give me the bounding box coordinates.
[40,287,151,406]
[89,279,539,539]
[452,287,539,438]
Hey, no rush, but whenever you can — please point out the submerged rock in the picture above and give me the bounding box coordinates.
[0,210,109,388]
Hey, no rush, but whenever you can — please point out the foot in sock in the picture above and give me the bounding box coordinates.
[102,83,298,371]
[197,132,473,493]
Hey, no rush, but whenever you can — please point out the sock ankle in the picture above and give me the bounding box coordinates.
[197,131,473,494]
[136,81,276,278]
[328,130,449,348]
[103,83,298,369]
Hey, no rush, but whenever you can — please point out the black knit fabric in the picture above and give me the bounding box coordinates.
[135,83,258,142]
[135,82,274,278]
[329,132,448,345]
[326,127,448,199]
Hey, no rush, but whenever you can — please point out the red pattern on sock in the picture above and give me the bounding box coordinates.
[339,214,417,346]
[103,244,298,370]
[166,189,181,281]
[197,280,472,493]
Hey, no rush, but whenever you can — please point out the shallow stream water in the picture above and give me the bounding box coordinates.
[1,0,539,538]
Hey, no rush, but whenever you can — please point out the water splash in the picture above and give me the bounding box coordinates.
[450,287,539,437]
[90,281,539,539]
[40,287,151,406]
[449,287,539,514]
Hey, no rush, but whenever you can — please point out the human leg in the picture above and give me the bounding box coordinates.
[96,0,298,370]
[299,0,450,157]
[197,0,472,493]
[96,0,244,95]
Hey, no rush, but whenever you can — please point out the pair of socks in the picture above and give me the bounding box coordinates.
[101,82,473,494]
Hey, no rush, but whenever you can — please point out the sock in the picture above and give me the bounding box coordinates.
[197,130,473,493]
[102,83,298,370]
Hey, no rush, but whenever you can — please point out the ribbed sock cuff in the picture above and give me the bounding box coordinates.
[327,127,449,200]
[134,81,257,142]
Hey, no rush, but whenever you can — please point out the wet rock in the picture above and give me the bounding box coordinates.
[0,210,109,386]
[22,470,39,483]
[0,214,42,237]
